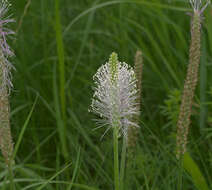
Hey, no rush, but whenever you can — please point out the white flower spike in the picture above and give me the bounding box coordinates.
[90,52,139,140]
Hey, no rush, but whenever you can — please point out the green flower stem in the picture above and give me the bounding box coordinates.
[113,126,120,190]
[120,136,127,190]
[177,158,183,190]
[55,0,68,160]
[9,161,14,190]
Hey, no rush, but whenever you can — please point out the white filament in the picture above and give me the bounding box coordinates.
[190,0,210,12]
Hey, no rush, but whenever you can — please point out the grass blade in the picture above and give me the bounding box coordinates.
[183,152,209,190]
[54,0,68,160]
[13,95,38,160]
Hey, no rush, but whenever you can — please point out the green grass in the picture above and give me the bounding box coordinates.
[0,0,212,189]
[54,0,68,160]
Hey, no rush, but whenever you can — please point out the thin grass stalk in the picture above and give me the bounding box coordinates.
[113,126,120,190]
[8,162,14,190]
[55,0,66,120]
[177,159,183,190]
[120,136,127,190]
[55,0,68,160]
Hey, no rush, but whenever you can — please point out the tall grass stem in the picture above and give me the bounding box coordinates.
[120,136,127,190]
[55,0,68,160]
[113,126,120,190]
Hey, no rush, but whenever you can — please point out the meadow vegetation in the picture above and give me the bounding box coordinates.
[0,0,212,189]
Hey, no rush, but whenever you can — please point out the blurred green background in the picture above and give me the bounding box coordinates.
[1,0,212,189]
